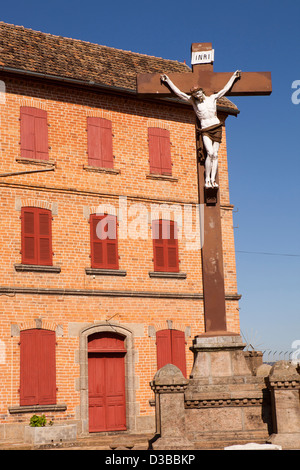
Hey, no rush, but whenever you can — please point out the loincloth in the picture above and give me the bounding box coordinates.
[196,122,223,162]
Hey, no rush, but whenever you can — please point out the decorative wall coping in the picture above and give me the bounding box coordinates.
[268,380,300,390]
[185,397,264,409]
[150,383,189,394]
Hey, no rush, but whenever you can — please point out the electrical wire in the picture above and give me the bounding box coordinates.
[236,250,300,258]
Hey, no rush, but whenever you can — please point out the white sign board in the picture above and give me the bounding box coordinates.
[191,49,214,65]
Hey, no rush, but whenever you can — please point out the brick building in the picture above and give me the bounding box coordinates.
[0,22,240,440]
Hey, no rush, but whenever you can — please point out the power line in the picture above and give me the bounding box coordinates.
[237,250,300,258]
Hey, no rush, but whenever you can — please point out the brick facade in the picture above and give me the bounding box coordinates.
[0,26,240,438]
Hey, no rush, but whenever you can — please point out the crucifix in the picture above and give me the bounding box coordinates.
[137,43,272,336]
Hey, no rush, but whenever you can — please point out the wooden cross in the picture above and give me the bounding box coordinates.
[137,43,272,336]
[137,42,272,97]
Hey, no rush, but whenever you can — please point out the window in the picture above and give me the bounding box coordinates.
[21,207,52,266]
[148,127,172,175]
[87,117,114,168]
[20,329,56,406]
[20,107,49,160]
[152,219,179,272]
[90,214,119,269]
[156,329,187,377]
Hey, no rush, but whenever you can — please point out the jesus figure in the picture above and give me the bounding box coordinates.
[161,70,241,188]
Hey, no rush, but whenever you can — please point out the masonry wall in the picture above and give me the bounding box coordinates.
[0,75,240,437]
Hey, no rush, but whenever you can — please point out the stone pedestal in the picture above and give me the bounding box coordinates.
[184,335,271,447]
[150,364,194,450]
[267,361,300,450]
[189,334,252,380]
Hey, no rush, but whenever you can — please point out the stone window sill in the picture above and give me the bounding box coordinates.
[16,157,56,167]
[83,165,120,175]
[146,174,178,182]
[85,268,127,276]
[8,404,67,414]
[149,271,187,279]
[14,264,61,273]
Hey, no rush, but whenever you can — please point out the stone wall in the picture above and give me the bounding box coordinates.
[150,340,300,450]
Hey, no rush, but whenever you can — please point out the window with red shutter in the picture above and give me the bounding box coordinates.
[87,117,114,168]
[148,127,172,175]
[152,219,179,272]
[20,329,56,406]
[156,329,187,377]
[20,107,49,160]
[90,214,119,269]
[21,207,52,266]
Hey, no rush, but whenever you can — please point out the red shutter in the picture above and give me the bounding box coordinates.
[38,330,56,405]
[170,330,187,377]
[148,128,162,174]
[152,220,165,271]
[87,117,114,168]
[20,107,49,160]
[166,221,179,272]
[34,109,49,160]
[90,214,119,269]
[20,108,35,159]
[22,208,36,264]
[38,210,52,265]
[156,329,172,370]
[21,207,52,265]
[152,220,179,272]
[20,330,39,406]
[148,127,172,175]
[156,329,187,377]
[159,129,172,175]
[20,329,56,406]
[100,118,114,169]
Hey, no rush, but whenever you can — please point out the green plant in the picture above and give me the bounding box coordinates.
[29,414,47,427]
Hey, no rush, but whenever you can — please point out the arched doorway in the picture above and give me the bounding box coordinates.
[88,332,127,432]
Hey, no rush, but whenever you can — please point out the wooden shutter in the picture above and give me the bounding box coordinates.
[148,127,172,175]
[20,329,39,406]
[38,329,57,405]
[20,329,56,406]
[152,220,165,271]
[156,329,172,370]
[22,208,36,264]
[90,214,119,269]
[159,129,172,175]
[87,117,114,168]
[21,207,52,265]
[38,210,52,265]
[20,107,49,160]
[156,329,187,377]
[166,221,179,272]
[152,220,179,272]
[170,330,187,377]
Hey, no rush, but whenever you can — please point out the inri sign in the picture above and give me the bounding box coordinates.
[191,49,214,65]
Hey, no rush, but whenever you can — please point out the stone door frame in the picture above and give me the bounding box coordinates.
[79,323,136,435]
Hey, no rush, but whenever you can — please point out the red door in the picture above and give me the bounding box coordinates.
[88,333,126,432]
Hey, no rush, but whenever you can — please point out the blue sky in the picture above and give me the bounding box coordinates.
[1,0,299,360]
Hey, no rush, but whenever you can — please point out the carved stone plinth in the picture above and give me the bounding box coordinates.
[267,361,300,449]
[184,335,271,446]
[150,364,194,450]
[189,334,252,380]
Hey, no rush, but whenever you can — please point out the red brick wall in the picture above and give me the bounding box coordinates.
[0,75,240,432]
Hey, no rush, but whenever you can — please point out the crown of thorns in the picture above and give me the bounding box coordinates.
[190,86,205,95]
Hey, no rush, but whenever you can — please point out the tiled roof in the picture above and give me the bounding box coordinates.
[0,22,238,113]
